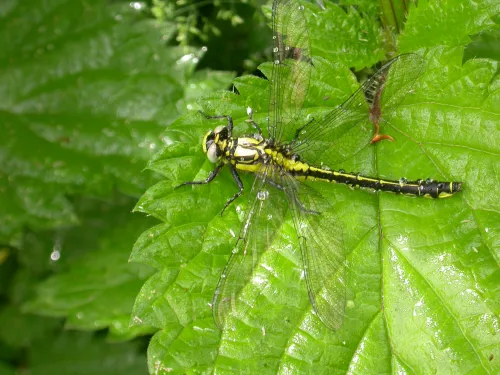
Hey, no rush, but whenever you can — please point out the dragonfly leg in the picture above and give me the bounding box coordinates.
[245,107,263,136]
[174,164,223,189]
[370,122,394,144]
[198,110,234,136]
[220,164,244,216]
[265,179,284,191]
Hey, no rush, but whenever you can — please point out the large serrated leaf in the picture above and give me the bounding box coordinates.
[0,0,234,245]
[399,0,500,51]
[133,1,500,374]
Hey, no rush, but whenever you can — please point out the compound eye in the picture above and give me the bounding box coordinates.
[214,125,225,134]
[207,143,219,163]
[202,131,215,154]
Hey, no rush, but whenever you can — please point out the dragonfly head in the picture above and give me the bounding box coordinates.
[202,125,229,163]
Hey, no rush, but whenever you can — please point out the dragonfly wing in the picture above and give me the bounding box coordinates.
[212,166,287,329]
[282,174,347,330]
[269,0,312,143]
[291,53,424,167]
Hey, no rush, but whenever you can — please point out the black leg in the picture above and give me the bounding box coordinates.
[248,119,263,136]
[174,164,223,189]
[245,107,263,136]
[265,179,285,191]
[220,164,244,216]
[198,110,234,136]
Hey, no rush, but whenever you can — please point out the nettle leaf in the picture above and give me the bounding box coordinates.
[263,0,384,69]
[304,1,385,69]
[399,0,500,51]
[132,2,500,374]
[23,197,157,341]
[27,331,147,375]
[0,0,234,245]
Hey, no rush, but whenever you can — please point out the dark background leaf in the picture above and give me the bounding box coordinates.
[0,0,235,373]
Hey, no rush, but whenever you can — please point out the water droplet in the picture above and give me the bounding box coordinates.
[298,5,304,10]
[130,2,143,10]
[274,60,280,65]
[50,250,60,261]
[338,169,345,174]
[399,177,407,186]
[132,316,143,324]
[273,47,279,52]
[425,178,434,184]
[272,35,277,40]
[201,46,208,52]
[257,190,269,200]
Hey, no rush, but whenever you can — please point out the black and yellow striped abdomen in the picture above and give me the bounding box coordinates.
[293,166,461,198]
[266,147,462,198]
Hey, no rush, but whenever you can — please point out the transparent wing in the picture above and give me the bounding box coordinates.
[269,0,312,143]
[212,166,287,329]
[290,53,424,167]
[282,173,346,330]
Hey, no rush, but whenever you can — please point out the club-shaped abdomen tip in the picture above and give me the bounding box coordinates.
[453,182,463,192]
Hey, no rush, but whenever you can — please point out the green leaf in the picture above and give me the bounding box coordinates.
[305,1,385,69]
[0,305,147,374]
[0,305,61,349]
[263,1,385,69]
[133,2,500,374]
[465,28,500,62]
[27,331,147,375]
[399,0,500,51]
[0,362,15,375]
[0,0,234,245]
[24,197,157,340]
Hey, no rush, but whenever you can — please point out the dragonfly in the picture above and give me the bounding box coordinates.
[176,0,462,330]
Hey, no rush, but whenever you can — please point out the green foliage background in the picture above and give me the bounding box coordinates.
[0,0,499,374]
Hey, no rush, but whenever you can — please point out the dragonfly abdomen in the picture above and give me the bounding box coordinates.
[291,165,462,198]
